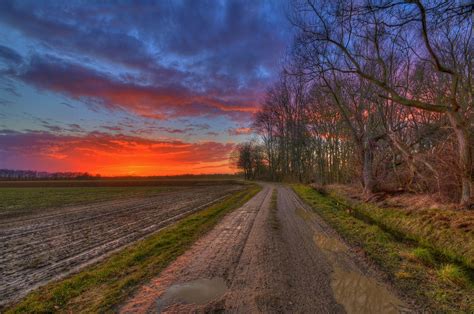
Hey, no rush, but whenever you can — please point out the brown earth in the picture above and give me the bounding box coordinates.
[121,184,410,313]
[0,184,243,307]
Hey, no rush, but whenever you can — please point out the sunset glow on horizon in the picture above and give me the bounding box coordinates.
[0,1,291,176]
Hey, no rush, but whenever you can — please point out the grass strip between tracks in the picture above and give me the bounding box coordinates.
[292,184,473,312]
[6,184,261,313]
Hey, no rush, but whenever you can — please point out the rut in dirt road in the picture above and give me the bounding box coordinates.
[121,184,409,313]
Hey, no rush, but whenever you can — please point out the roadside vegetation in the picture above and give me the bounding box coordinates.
[325,185,474,269]
[293,184,473,312]
[5,184,260,313]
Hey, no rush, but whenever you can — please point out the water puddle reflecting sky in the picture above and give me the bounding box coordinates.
[331,265,405,314]
[155,277,227,312]
[313,232,407,313]
[295,207,312,221]
[314,233,348,253]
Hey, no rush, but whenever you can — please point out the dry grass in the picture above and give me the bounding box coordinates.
[328,184,458,210]
[326,184,474,269]
[437,264,470,287]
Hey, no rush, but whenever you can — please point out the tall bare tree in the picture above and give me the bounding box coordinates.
[291,0,473,206]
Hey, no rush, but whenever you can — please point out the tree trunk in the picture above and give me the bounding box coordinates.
[361,141,376,194]
[447,111,472,207]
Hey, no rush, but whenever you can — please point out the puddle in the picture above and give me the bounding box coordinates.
[156,277,227,311]
[313,233,407,313]
[332,266,405,314]
[295,207,312,221]
[313,233,348,253]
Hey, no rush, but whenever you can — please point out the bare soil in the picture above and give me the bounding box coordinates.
[0,184,243,307]
[121,184,409,313]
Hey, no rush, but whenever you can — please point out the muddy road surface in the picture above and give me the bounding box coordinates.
[121,184,409,313]
[0,184,244,307]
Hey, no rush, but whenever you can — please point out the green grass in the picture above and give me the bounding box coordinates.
[438,264,470,287]
[326,187,474,269]
[0,186,172,213]
[5,184,261,313]
[270,188,278,211]
[412,247,435,266]
[269,188,279,230]
[292,184,474,312]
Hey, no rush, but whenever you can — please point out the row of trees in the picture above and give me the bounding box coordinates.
[235,0,473,207]
[0,169,101,180]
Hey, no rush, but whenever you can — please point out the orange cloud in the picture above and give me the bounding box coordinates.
[19,57,261,122]
[0,130,235,176]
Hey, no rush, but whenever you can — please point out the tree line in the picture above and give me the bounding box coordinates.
[234,0,473,207]
[0,169,101,180]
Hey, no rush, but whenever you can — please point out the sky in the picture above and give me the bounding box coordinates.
[0,0,291,176]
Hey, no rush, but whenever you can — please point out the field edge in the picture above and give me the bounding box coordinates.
[4,183,261,313]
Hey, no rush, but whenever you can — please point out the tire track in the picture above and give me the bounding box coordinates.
[120,184,409,313]
[120,185,272,313]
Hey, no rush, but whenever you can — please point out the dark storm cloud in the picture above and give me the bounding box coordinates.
[0,45,22,65]
[153,1,288,75]
[0,0,290,121]
[0,1,156,70]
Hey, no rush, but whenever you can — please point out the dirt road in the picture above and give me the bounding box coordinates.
[121,184,408,313]
[0,184,243,307]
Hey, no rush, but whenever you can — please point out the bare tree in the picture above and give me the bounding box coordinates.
[234,141,267,180]
[291,0,473,206]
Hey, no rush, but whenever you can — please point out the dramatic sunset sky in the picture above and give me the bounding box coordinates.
[0,0,291,176]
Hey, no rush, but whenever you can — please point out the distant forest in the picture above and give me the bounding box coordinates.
[0,169,101,180]
[234,1,473,207]
[0,169,240,181]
